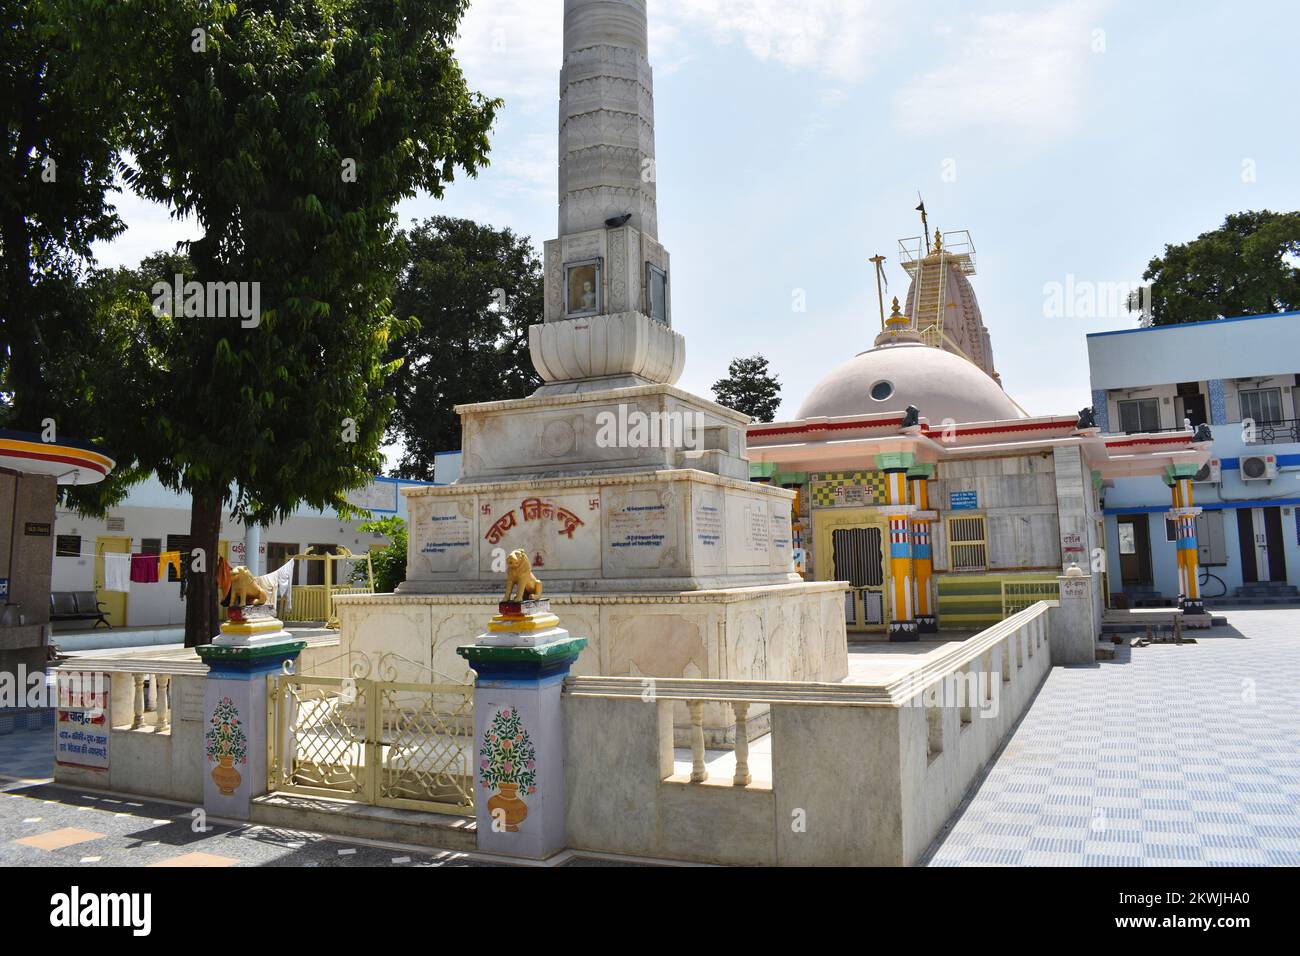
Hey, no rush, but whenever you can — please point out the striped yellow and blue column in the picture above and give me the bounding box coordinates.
[907,464,938,633]
[1165,465,1204,616]
[876,452,917,641]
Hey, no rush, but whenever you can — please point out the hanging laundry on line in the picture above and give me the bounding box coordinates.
[253,560,295,611]
[158,551,181,580]
[102,553,131,593]
[130,553,159,584]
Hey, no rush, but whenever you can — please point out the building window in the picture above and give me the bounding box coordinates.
[563,258,602,317]
[165,534,190,582]
[645,263,668,324]
[140,538,161,555]
[870,380,894,401]
[946,515,987,571]
[56,534,81,557]
[1117,398,1161,433]
[1239,387,1284,425]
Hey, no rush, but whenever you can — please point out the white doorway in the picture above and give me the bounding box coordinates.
[1250,509,1273,582]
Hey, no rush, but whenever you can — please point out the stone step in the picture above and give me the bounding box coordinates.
[1102,614,1226,633]
[1206,597,1300,607]
[251,792,477,853]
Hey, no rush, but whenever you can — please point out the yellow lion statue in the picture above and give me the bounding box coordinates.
[503,549,543,602]
[228,565,268,607]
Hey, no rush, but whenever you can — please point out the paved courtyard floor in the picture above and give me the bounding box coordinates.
[924,608,1300,866]
[0,732,621,867]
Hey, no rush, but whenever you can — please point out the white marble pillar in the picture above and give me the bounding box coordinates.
[559,0,656,239]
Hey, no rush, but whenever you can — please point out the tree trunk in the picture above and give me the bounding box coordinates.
[184,488,224,648]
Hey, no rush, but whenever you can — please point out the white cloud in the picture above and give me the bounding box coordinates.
[454,1,895,90]
[494,132,557,201]
[893,0,1110,138]
[661,0,896,82]
[453,0,562,104]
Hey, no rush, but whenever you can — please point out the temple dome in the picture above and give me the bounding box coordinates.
[795,341,1024,424]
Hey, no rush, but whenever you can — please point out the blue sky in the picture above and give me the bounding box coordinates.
[97,0,1300,424]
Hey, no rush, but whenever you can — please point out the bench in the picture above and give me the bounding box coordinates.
[50,591,111,629]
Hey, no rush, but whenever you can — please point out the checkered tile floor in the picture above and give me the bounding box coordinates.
[925,608,1300,866]
[0,717,56,782]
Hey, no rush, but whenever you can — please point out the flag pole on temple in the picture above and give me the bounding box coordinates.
[869,254,888,332]
[916,194,930,255]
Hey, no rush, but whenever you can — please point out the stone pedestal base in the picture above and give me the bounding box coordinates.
[449,384,751,486]
[889,620,919,642]
[1049,572,1099,664]
[458,635,586,860]
[916,615,938,634]
[402,468,803,595]
[530,312,684,393]
[336,581,848,746]
[196,615,304,821]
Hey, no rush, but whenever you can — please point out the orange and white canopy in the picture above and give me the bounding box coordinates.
[0,430,115,485]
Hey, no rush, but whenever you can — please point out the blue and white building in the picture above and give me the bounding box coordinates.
[1088,310,1300,605]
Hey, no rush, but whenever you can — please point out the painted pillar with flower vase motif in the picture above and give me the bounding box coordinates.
[457,598,586,860]
[196,603,304,821]
[875,452,918,641]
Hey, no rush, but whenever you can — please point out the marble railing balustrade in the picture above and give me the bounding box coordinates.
[562,602,1056,865]
[54,658,208,734]
[51,658,210,802]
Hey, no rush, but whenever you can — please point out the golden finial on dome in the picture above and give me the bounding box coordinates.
[885,295,910,330]
[933,228,943,253]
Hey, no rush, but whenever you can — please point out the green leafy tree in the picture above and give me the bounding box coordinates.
[712,354,782,423]
[385,217,542,479]
[351,514,406,594]
[0,0,132,500]
[62,0,498,645]
[1142,210,1300,325]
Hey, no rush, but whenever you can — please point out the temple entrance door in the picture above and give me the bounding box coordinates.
[1177,392,1207,428]
[1117,515,1152,588]
[1239,507,1285,583]
[830,526,886,632]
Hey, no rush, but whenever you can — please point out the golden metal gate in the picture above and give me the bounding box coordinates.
[267,674,475,815]
[1002,579,1060,617]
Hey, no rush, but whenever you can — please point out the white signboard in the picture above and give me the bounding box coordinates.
[55,671,110,772]
[689,487,725,573]
[346,478,400,513]
[411,499,477,575]
[180,680,205,722]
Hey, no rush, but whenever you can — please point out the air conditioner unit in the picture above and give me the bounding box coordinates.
[1240,454,1277,481]
[1192,459,1221,483]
